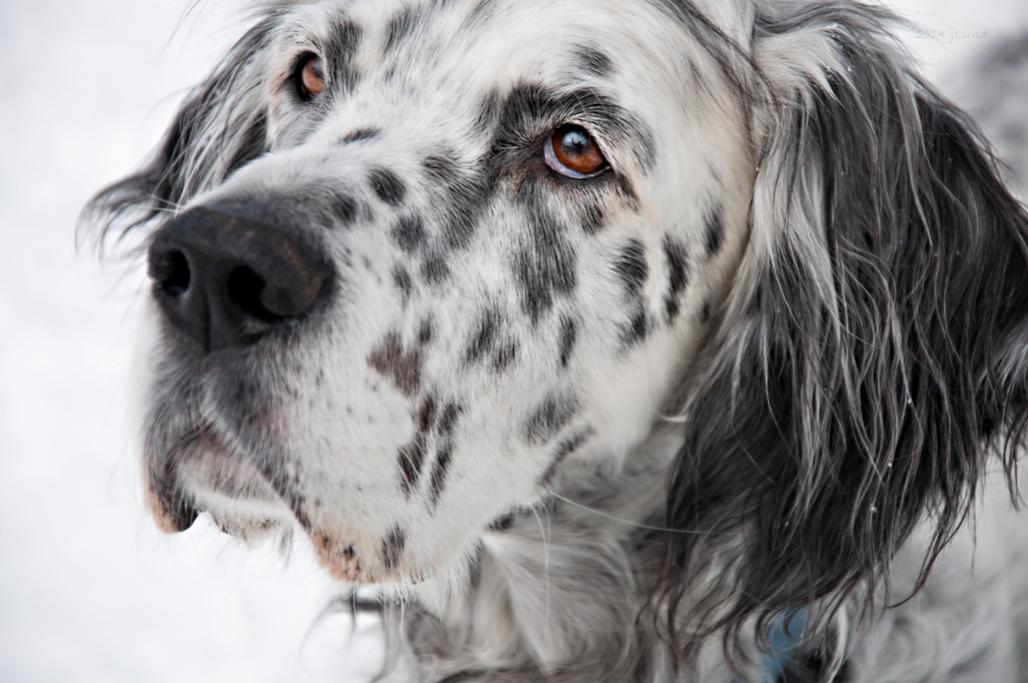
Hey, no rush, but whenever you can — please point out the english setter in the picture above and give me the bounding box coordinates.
[84,1,1028,681]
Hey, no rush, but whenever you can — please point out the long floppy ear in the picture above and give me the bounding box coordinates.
[80,16,275,251]
[663,1,1028,659]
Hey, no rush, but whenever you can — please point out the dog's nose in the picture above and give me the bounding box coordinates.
[147,206,333,352]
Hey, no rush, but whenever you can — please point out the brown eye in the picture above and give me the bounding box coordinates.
[544,125,609,179]
[295,53,327,101]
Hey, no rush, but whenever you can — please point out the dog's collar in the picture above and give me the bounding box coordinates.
[736,611,809,683]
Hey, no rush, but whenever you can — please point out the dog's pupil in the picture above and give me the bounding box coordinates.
[561,129,590,157]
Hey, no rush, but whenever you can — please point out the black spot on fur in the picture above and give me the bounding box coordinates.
[421,253,451,284]
[423,151,491,249]
[574,45,615,78]
[513,190,578,323]
[428,444,454,506]
[332,192,358,225]
[582,203,606,235]
[397,395,439,497]
[418,319,434,345]
[539,429,594,486]
[397,433,427,497]
[368,333,422,397]
[438,402,463,437]
[384,7,418,54]
[492,340,519,372]
[396,398,462,503]
[466,0,498,27]
[624,311,650,346]
[705,205,724,255]
[614,240,651,346]
[487,511,518,533]
[369,168,406,206]
[663,236,691,322]
[424,153,460,185]
[381,526,406,572]
[617,174,643,207]
[340,128,381,144]
[324,19,364,92]
[393,265,413,303]
[466,309,500,364]
[524,394,579,446]
[558,316,578,368]
[418,395,439,433]
[392,215,425,253]
[615,240,648,296]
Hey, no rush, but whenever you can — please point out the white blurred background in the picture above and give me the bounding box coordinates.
[0,1,1025,681]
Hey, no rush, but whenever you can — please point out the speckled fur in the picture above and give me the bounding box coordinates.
[84,2,1028,681]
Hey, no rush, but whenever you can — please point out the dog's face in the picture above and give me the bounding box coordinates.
[137,0,752,585]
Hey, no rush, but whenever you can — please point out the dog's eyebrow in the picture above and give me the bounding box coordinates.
[321,17,364,92]
[572,45,615,79]
[489,83,656,171]
[384,6,419,54]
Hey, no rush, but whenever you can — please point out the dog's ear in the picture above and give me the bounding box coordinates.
[663,2,1028,657]
[81,17,274,252]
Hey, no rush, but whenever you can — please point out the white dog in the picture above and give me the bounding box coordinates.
[85,1,1028,680]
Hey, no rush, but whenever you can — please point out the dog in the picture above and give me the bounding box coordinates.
[83,0,1028,680]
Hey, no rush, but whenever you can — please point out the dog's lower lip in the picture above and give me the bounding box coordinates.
[156,421,316,537]
[170,499,202,532]
[146,428,211,533]
[147,480,202,533]
[146,471,202,534]
[148,423,266,534]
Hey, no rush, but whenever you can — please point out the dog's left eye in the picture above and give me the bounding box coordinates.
[294,53,327,101]
[545,125,610,179]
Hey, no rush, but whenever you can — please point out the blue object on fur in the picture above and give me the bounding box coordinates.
[735,610,809,683]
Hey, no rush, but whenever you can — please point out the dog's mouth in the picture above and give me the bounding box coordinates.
[145,423,303,540]
[144,418,418,584]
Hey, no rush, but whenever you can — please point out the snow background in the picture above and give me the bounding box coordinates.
[0,1,1025,681]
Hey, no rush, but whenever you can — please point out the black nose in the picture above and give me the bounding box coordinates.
[147,205,333,352]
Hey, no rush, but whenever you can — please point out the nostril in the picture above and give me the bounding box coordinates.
[151,249,192,297]
[226,265,279,323]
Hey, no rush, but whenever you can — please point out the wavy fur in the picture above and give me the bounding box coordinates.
[83,1,1028,681]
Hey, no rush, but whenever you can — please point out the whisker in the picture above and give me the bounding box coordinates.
[550,492,723,536]
[530,507,552,639]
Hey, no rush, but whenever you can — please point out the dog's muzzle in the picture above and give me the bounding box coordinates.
[142,201,336,537]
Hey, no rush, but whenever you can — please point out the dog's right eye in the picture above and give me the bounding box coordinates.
[294,53,327,101]
[545,125,610,179]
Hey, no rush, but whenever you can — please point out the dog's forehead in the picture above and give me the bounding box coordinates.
[279,0,687,92]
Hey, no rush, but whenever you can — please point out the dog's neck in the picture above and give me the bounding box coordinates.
[384,423,774,682]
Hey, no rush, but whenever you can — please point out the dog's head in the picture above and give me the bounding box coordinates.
[91,0,759,585]
[87,0,1027,646]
